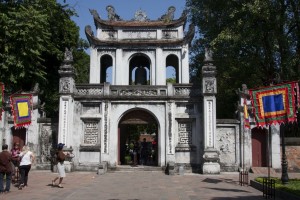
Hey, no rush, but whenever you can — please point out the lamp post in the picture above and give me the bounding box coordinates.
[281,124,289,184]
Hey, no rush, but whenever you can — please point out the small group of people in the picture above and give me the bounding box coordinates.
[128,137,157,166]
[0,142,70,193]
[0,142,35,193]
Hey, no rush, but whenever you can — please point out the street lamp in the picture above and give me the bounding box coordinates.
[280,119,289,184]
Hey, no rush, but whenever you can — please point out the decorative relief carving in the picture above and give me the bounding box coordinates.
[175,87,191,96]
[175,120,195,152]
[84,122,99,144]
[175,87,201,96]
[40,127,51,163]
[205,79,215,93]
[104,102,108,153]
[207,100,213,147]
[123,30,156,39]
[216,128,236,164]
[60,79,70,93]
[168,102,173,154]
[178,122,192,145]
[119,90,157,96]
[62,100,68,144]
[75,88,103,96]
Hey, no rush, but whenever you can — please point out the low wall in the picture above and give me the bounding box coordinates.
[283,138,300,172]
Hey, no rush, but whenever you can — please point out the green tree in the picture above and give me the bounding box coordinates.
[186,0,300,118]
[0,0,89,117]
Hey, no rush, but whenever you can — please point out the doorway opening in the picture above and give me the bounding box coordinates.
[251,127,267,167]
[118,109,158,166]
[11,127,26,150]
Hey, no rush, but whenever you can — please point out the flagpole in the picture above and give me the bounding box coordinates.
[267,125,271,180]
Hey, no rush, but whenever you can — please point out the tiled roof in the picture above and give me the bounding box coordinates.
[85,24,195,47]
[92,10,187,29]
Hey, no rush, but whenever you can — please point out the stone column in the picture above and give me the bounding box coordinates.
[58,48,75,148]
[202,48,220,174]
[89,47,99,83]
[58,48,76,172]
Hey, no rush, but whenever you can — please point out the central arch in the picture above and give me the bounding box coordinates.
[118,109,159,166]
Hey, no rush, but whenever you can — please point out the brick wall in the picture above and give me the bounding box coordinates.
[282,138,300,172]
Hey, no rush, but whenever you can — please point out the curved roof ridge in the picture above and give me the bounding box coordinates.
[90,8,188,29]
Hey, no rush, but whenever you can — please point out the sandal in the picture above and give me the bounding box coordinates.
[58,184,64,188]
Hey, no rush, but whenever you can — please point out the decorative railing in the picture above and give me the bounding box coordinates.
[75,84,202,98]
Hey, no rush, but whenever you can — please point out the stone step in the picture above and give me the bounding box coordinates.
[108,165,163,172]
[250,167,277,175]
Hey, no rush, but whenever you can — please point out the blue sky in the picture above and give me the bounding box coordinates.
[58,0,187,40]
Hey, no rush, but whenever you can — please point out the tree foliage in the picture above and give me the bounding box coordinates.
[0,0,89,117]
[186,0,300,118]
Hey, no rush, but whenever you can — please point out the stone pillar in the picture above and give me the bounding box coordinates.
[202,48,220,174]
[115,49,123,85]
[58,48,75,148]
[89,47,99,83]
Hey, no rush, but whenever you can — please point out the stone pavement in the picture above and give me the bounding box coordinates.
[1,170,299,200]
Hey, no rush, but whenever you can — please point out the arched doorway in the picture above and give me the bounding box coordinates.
[251,127,267,167]
[118,109,158,166]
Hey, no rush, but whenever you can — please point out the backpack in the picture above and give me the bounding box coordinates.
[50,152,58,165]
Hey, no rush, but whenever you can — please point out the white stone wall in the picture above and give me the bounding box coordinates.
[216,122,240,171]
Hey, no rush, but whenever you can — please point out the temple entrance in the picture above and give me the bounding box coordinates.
[11,127,26,149]
[118,110,158,166]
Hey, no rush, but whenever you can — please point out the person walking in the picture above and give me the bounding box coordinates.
[0,144,13,193]
[18,145,35,190]
[52,143,68,188]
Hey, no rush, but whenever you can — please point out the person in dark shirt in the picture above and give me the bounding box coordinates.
[0,144,13,193]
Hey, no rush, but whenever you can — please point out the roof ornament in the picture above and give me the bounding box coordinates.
[89,9,100,20]
[133,9,149,22]
[159,6,176,22]
[106,5,122,21]
[64,48,73,62]
[204,46,213,62]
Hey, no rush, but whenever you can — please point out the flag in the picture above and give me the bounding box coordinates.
[10,94,32,127]
[249,81,299,127]
[0,83,4,120]
[243,98,250,129]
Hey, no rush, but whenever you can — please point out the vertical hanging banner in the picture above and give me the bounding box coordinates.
[0,83,4,120]
[243,98,250,129]
[249,81,299,127]
[10,94,32,128]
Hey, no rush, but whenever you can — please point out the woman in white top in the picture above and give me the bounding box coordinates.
[18,145,35,190]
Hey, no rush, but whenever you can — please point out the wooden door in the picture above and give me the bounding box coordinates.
[251,128,267,167]
[11,127,26,150]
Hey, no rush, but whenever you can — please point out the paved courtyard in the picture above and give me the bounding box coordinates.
[2,170,298,200]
